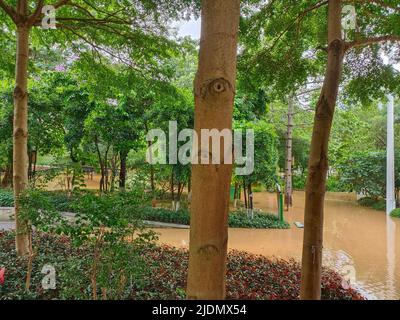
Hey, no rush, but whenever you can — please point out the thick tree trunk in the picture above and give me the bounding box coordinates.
[119,151,128,191]
[13,21,31,256]
[285,95,294,210]
[300,0,345,300]
[187,0,240,300]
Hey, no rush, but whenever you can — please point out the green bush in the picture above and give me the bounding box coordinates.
[326,176,345,192]
[293,175,306,190]
[133,207,290,229]
[0,231,364,300]
[0,189,14,207]
[357,197,386,211]
[390,208,400,218]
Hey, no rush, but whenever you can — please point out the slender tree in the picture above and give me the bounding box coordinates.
[239,0,400,300]
[187,0,240,300]
[301,0,400,299]
[285,95,294,210]
[300,0,345,300]
[0,0,195,255]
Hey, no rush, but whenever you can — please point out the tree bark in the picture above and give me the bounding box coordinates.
[285,95,294,210]
[1,146,13,188]
[187,0,240,300]
[13,9,31,255]
[119,150,128,191]
[300,0,345,300]
[243,181,248,209]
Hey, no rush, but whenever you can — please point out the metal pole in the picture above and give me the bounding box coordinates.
[387,95,396,215]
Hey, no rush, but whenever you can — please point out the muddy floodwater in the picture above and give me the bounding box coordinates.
[155,191,400,300]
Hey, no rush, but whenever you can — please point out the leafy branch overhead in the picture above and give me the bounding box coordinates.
[239,0,400,101]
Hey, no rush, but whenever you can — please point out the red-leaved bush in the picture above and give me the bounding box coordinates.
[135,246,364,300]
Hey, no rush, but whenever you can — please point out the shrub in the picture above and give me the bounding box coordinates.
[132,207,290,229]
[0,189,14,207]
[357,197,386,211]
[326,176,345,192]
[293,175,306,190]
[13,189,158,299]
[0,231,150,300]
[390,208,400,218]
[0,232,364,300]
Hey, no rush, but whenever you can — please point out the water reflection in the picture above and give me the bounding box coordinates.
[155,191,400,299]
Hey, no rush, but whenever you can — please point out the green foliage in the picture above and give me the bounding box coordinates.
[0,231,151,300]
[0,231,364,300]
[235,120,279,188]
[326,176,345,192]
[0,189,13,207]
[293,175,306,190]
[390,209,400,218]
[357,197,386,212]
[339,151,400,198]
[133,207,290,229]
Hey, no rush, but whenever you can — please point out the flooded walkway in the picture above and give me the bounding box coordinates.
[155,191,400,300]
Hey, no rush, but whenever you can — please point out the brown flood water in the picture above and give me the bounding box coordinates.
[155,191,400,300]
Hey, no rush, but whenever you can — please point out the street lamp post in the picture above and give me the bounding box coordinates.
[387,95,396,215]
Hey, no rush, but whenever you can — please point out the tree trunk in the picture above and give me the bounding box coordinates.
[300,0,345,300]
[285,95,294,210]
[13,16,31,256]
[171,169,175,209]
[243,181,248,209]
[1,147,13,188]
[187,0,240,300]
[233,182,239,208]
[119,150,128,191]
[248,183,253,210]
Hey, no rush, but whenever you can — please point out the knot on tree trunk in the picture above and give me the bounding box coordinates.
[13,86,27,100]
[197,78,233,99]
[316,96,333,120]
[14,128,28,139]
[328,38,345,54]
[197,244,219,258]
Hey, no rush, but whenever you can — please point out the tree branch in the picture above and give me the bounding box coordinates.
[270,0,329,50]
[27,0,44,26]
[345,0,400,12]
[51,0,70,9]
[345,35,400,51]
[0,0,17,23]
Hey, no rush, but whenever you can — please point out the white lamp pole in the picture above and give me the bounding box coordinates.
[387,95,396,215]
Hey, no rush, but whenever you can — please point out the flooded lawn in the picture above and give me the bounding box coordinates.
[155,191,400,300]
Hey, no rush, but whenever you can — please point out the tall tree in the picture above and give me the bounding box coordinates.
[285,95,295,210]
[300,0,345,300]
[186,0,240,300]
[301,0,400,299]
[239,0,400,300]
[0,0,196,255]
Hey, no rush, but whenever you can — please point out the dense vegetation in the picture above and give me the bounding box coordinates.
[1,0,399,301]
[0,231,363,300]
